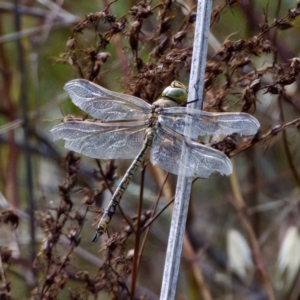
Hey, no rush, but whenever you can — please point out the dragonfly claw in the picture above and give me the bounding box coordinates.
[92,232,100,242]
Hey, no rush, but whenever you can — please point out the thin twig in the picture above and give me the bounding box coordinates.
[231,116,300,156]
[278,97,300,188]
[14,0,37,269]
[130,165,146,299]
[0,20,78,44]
[138,172,170,259]
[182,235,213,300]
[230,164,275,300]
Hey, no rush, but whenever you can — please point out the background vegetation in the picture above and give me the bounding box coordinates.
[1,0,300,299]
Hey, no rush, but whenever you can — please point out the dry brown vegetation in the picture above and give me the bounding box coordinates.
[1,0,300,299]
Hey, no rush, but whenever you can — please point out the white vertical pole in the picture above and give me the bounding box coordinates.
[159,1,212,299]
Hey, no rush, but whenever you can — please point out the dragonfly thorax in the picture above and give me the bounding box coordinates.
[153,98,180,108]
[148,104,162,127]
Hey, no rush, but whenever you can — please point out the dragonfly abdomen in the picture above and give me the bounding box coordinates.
[92,129,156,242]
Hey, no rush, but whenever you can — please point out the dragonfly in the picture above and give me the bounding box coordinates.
[51,79,260,241]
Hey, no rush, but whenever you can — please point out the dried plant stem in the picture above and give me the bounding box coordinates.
[0,27,18,208]
[0,255,7,287]
[138,172,170,261]
[14,0,37,266]
[230,163,275,300]
[278,97,300,187]
[232,116,300,156]
[148,165,174,201]
[183,235,213,300]
[131,166,146,298]
[273,0,300,188]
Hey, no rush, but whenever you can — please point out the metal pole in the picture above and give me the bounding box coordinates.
[159,1,212,299]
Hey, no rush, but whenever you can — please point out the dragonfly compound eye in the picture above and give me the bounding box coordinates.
[162,81,188,104]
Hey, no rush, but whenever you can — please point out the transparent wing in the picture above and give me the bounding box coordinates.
[159,107,260,138]
[51,120,147,159]
[150,126,232,178]
[64,79,152,121]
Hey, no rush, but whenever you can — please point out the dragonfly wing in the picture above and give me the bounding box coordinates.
[64,79,151,120]
[150,126,232,178]
[51,120,146,159]
[159,107,260,138]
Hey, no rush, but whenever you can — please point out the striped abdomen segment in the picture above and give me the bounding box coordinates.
[92,129,155,242]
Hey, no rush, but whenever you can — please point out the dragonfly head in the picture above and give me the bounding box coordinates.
[162,81,187,105]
